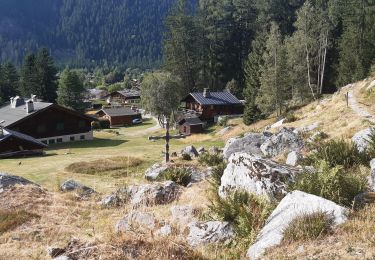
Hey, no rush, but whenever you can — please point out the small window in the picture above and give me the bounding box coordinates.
[78,120,86,128]
[37,125,46,134]
[57,138,63,143]
[48,139,55,144]
[70,136,75,141]
[80,135,85,140]
[56,123,64,131]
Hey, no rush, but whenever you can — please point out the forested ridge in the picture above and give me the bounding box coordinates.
[0,0,181,68]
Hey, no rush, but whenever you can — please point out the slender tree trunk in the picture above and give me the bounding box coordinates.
[320,33,328,94]
[305,46,316,100]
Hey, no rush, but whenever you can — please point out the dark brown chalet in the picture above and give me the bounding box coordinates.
[0,96,95,145]
[96,107,142,127]
[105,90,140,105]
[178,117,204,135]
[181,89,244,121]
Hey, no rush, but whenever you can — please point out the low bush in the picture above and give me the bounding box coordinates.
[365,127,375,157]
[181,153,192,161]
[289,161,368,207]
[198,153,224,166]
[304,139,370,169]
[157,167,192,187]
[283,212,334,243]
[210,161,227,187]
[284,113,299,123]
[66,156,143,175]
[218,116,229,127]
[0,210,39,235]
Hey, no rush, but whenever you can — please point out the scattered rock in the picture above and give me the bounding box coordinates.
[187,221,234,247]
[247,191,348,259]
[156,224,172,237]
[126,181,180,207]
[352,128,371,152]
[209,146,221,155]
[60,180,96,197]
[47,247,65,258]
[197,147,206,155]
[145,163,169,180]
[270,118,285,129]
[0,173,36,191]
[171,152,178,157]
[170,205,197,225]
[223,132,272,159]
[286,151,303,166]
[260,128,304,157]
[370,159,375,191]
[219,153,301,200]
[116,211,156,232]
[216,126,232,136]
[181,146,199,158]
[294,122,320,134]
[353,192,375,208]
[101,194,121,208]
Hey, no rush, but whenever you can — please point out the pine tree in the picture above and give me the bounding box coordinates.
[57,69,85,111]
[1,62,19,100]
[36,48,58,102]
[20,53,41,98]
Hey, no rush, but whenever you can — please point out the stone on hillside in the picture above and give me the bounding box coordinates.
[197,147,206,155]
[47,247,65,258]
[219,153,300,200]
[352,128,372,152]
[171,152,178,157]
[260,128,304,157]
[181,146,199,158]
[156,224,172,237]
[209,146,221,155]
[145,163,169,180]
[247,191,348,259]
[369,159,375,191]
[101,194,121,208]
[126,181,179,206]
[294,122,320,134]
[270,118,285,129]
[170,205,197,225]
[60,180,96,196]
[216,126,232,136]
[187,221,234,247]
[286,151,303,166]
[223,132,272,159]
[116,211,156,233]
[0,173,36,191]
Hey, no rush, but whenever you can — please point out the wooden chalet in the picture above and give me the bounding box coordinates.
[97,107,142,127]
[0,96,95,145]
[105,90,141,105]
[0,128,47,158]
[178,117,204,135]
[86,89,108,100]
[181,89,244,121]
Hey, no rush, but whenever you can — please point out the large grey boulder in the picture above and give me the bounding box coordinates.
[145,164,208,183]
[60,180,96,196]
[0,173,36,191]
[247,191,348,259]
[181,146,199,158]
[270,118,285,129]
[294,122,320,134]
[144,163,169,180]
[260,128,304,157]
[187,221,234,247]
[286,151,303,166]
[219,153,300,200]
[126,181,180,207]
[223,132,272,159]
[352,128,372,152]
[116,211,156,232]
[216,126,232,136]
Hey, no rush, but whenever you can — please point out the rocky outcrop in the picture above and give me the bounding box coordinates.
[116,211,156,232]
[294,122,320,134]
[60,180,96,197]
[352,128,372,152]
[369,159,375,191]
[219,153,301,200]
[286,151,303,166]
[209,146,221,155]
[144,163,169,180]
[156,224,173,236]
[197,147,206,155]
[247,191,348,259]
[181,146,199,158]
[216,126,232,136]
[145,164,209,183]
[0,173,36,191]
[223,132,272,159]
[260,128,304,157]
[270,118,285,129]
[187,221,234,247]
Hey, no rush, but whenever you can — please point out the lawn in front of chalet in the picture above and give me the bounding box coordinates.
[0,119,224,193]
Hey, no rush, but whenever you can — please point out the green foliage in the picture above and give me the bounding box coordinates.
[57,69,86,111]
[289,161,368,207]
[107,83,124,93]
[304,139,370,169]
[365,128,375,157]
[181,153,192,161]
[198,153,224,167]
[158,167,192,187]
[218,116,229,127]
[209,161,227,187]
[285,113,299,123]
[283,212,334,243]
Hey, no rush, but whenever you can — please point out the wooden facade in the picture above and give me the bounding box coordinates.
[178,117,204,135]
[106,91,140,105]
[97,108,142,127]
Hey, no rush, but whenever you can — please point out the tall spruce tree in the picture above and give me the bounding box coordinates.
[36,48,58,102]
[57,69,85,111]
[1,62,19,100]
[20,53,41,98]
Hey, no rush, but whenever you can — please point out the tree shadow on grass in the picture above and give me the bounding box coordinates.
[47,138,127,151]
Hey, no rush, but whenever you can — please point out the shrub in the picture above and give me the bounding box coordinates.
[289,161,368,207]
[304,139,370,169]
[218,116,229,126]
[0,210,39,235]
[158,167,192,187]
[181,153,192,161]
[285,113,298,123]
[198,153,224,166]
[365,127,375,157]
[208,161,227,188]
[283,212,334,243]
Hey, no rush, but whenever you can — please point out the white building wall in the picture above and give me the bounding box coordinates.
[38,131,94,145]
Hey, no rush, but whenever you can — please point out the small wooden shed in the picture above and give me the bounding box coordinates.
[178,117,204,135]
[97,107,142,127]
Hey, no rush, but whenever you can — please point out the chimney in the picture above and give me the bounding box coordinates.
[31,94,37,102]
[11,96,24,108]
[26,100,34,113]
[203,88,210,98]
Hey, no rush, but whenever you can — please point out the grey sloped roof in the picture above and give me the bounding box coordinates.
[188,91,242,106]
[0,128,47,148]
[0,102,53,127]
[100,107,139,117]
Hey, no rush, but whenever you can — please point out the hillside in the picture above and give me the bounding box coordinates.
[1,77,375,259]
[0,0,191,68]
